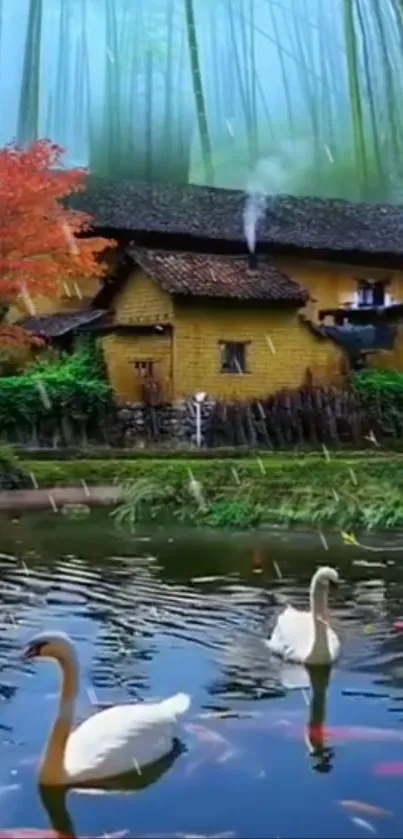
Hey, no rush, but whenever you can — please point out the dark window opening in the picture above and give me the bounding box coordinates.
[220,341,247,373]
[134,360,154,377]
[357,280,386,307]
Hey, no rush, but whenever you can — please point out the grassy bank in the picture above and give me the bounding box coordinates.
[16,445,403,459]
[20,455,403,530]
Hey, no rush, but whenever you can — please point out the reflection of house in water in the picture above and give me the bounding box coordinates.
[11,180,403,401]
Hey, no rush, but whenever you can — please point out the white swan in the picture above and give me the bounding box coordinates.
[22,631,191,787]
[266,566,340,665]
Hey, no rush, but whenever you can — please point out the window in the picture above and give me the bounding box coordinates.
[356,280,386,307]
[220,341,248,373]
[134,360,154,376]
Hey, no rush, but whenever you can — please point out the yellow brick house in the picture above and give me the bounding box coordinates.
[16,180,403,403]
[91,247,342,403]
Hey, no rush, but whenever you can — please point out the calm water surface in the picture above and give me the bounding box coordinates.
[0,513,403,838]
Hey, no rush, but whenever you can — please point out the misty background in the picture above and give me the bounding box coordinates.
[1,0,403,202]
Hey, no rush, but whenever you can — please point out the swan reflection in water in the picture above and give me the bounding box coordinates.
[304,665,334,773]
[280,661,334,773]
[37,743,184,838]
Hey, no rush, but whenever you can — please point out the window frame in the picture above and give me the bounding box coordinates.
[219,340,250,374]
[356,279,387,308]
[133,359,155,377]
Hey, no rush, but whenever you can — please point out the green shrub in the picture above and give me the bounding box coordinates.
[354,369,403,393]
[0,336,113,439]
[0,443,30,490]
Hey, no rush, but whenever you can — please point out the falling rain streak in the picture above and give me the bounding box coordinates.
[35,379,51,411]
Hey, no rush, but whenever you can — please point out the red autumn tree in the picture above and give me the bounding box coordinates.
[0,139,115,346]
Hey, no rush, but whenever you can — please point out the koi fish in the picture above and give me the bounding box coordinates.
[286,723,403,742]
[0,831,128,838]
[340,800,391,817]
[373,762,403,776]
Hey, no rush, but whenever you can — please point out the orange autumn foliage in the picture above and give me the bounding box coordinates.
[0,139,116,345]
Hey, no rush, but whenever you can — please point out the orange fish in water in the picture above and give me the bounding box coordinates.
[373,762,403,776]
[0,831,128,838]
[284,723,403,742]
[340,800,391,818]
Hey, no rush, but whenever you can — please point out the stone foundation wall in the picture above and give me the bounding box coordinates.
[116,397,215,447]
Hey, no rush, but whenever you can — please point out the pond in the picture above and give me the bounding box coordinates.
[0,513,403,838]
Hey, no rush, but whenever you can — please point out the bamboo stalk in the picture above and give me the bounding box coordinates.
[290,0,321,166]
[370,0,402,165]
[17,0,43,144]
[343,0,368,195]
[248,0,258,158]
[266,0,295,138]
[81,0,91,165]
[238,0,255,160]
[184,0,214,184]
[105,0,121,175]
[316,0,335,151]
[144,46,154,180]
[164,0,175,165]
[54,0,71,145]
[355,0,384,189]
[227,0,253,161]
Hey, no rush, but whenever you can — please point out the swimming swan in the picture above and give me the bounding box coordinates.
[22,631,191,787]
[266,566,340,665]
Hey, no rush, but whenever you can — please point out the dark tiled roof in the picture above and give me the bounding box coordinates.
[126,247,308,303]
[70,177,403,256]
[18,309,107,338]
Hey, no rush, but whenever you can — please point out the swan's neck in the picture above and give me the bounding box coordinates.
[310,580,329,623]
[308,578,330,663]
[39,654,78,786]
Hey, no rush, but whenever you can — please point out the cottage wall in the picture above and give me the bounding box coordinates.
[278,257,403,371]
[100,268,342,402]
[278,257,403,317]
[110,269,174,324]
[101,269,174,402]
[172,298,342,400]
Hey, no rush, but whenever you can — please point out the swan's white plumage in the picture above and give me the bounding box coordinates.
[266,605,340,665]
[22,631,190,786]
[64,693,190,783]
[266,566,340,665]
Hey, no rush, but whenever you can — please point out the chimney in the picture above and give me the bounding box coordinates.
[247,250,258,272]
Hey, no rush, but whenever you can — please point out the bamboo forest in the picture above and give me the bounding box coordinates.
[3,0,403,201]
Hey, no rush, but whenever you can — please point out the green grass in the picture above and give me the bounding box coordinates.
[20,455,403,531]
[17,445,403,461]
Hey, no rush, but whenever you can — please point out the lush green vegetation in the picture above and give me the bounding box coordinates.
[0,338,113,446]
[5,0,403,199]
[352,369,403,438]
[17,454,403,530]
[0,444,31,490]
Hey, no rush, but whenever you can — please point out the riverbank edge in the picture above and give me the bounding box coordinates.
[2,455,403,528]
[0,485,123,511]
